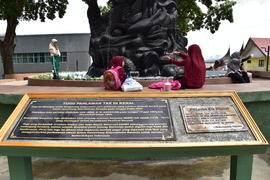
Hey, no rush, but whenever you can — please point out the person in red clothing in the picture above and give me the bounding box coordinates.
[164,44,206,89]
[109,56,127,84]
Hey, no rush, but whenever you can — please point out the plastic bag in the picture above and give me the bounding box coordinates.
[121,78,143,92]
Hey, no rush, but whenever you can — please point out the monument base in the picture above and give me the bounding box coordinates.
[27,75,252,87]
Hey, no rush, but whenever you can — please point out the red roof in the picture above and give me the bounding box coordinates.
[251,38,270,56]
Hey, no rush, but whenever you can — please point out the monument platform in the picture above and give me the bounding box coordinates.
[1,78,270,143]
[0,80,269,180]
[0,78,267,95]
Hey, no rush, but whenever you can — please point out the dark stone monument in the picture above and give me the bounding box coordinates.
[86,0,187,77]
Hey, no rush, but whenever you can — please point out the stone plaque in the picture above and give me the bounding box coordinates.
[0,92,268,149]
[7,98,175,141]
[181,105,248,133]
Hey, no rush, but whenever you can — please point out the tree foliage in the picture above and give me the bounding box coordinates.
[82,0,236,35]
[0,0,68,74]
[0,0,68,22]
[82,0,111,15]
[177,0,236,34]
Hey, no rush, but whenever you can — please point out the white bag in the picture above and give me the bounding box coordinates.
[121,78,143,92]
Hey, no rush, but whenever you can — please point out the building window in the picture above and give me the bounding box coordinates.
[40,53,45,63]
[247,60,251,63]
[34,53,39,63]
[258,60,265,67]
[61,52,67,62]
[13,52,68,63]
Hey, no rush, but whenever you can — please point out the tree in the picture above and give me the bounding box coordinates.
[82,0,236,35]
[177,0,236,35]
[0,0,68,75]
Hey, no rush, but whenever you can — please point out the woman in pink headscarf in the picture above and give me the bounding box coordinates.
[109,56,127,84]
[164,44,206,88]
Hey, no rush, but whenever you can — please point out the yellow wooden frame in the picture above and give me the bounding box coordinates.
[0,91,268,148]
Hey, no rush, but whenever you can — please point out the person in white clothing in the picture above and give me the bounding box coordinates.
[49,39,61,79]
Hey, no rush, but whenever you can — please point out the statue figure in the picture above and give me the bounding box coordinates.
[49,39,61,79]
[87,0,187,77]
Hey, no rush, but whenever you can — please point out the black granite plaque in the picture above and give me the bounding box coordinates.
[7,98,175,141]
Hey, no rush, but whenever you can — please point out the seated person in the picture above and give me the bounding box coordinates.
[110,56,127,83]
[164,44,206,89]
[207,59,226,71]
[103,56,127,90]
[226,52,251,83]
[214,59,226,71]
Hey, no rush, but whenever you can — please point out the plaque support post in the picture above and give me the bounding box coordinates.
[230,155,253,180]
[8,156,33,180]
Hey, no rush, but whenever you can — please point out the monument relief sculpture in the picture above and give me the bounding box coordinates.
[86,0,187,77]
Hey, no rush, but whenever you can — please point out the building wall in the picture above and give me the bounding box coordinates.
[13,62,67,73]
[14,33,90,53]
[10,53,92,73]
[244,57,267,71]
[242,45,263,58]
[65,52,92,72]
[242,45,268,71]
[0,33,91,76]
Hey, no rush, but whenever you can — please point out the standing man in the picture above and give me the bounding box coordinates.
[49,39,61,79]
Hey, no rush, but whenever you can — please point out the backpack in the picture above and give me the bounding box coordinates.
[103,66,122,90]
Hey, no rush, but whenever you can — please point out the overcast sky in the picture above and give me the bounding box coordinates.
[0,0,269,59]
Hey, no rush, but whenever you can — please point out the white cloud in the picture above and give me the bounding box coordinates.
[0,0,269,59]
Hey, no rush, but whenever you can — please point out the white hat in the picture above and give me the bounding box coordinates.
[51,39,58,43]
